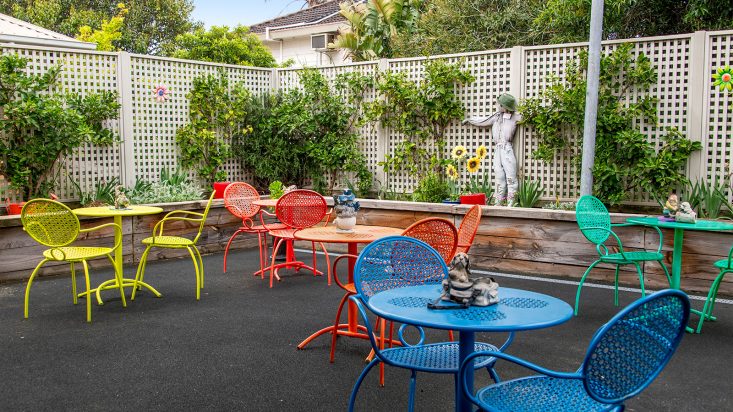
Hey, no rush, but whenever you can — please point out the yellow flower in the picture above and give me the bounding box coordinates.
[466,157,480,173]
[446,164,459,180]
[476,145,488,159]
[451,145,467,159]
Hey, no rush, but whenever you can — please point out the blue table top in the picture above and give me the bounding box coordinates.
[367,285,573,333]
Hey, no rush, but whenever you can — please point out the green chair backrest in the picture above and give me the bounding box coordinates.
[21,199,80,247]
[576,195,611,245]
[192,191,217,243]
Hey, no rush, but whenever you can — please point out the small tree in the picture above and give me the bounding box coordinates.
[0,54,120,200]
[168,25,276,67]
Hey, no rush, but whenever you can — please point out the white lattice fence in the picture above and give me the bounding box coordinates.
[0,46,121,201]
[128,55,273,186]
[386,51,514,194]
[703,32,733,201]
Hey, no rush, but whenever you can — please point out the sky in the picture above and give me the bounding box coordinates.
[192,0,307,28]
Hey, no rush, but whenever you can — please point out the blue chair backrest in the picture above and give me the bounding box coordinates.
[582,289,690,404]
[576,195,612,245]
[353,236,448,302]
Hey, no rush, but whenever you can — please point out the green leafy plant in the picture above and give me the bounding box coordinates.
[542,200,576,211]
[686,179,729,219]
[176,71,252,185]
[522,44,701,204]
[412,172,450,203]
[268,180,284,199]
[516,178,545,208]
[464,171,494,202]
[160,168,190,187]
[69,177,118,206]
[0,54,120,200]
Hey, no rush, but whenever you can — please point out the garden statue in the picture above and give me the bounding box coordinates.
[113,185,130,210]
[675,201,696,223]
[661,191,679,221]
[333,188,360,232]
[463,93,522,206]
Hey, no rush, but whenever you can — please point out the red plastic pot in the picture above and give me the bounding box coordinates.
[459,193,486,205]
[213,182,231,199]
[6,202,25,215]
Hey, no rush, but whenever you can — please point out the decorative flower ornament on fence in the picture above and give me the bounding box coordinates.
[153,85,171,102]
[713,66,733,92]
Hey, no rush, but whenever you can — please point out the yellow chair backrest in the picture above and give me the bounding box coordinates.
[21,199,80,247]
[192,191,217,243]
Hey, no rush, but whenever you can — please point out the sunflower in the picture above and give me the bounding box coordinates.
[466,157,481,173]
[713,66,733,91]
[445,164,459,180]
[476,145,488,159]
[451,145,467,160]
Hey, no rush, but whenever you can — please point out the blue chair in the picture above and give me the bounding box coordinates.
[459,289,689,412]
[348,236,500,412]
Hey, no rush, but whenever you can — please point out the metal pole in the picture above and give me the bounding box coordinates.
[579,0,605,196]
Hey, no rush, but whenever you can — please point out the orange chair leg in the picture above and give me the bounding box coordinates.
[329,292,351,363]
[223,228,246,273]
[269,238,285,288]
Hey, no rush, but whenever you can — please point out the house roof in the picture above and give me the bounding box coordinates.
[249,0,355,34]
[0,12,96,50]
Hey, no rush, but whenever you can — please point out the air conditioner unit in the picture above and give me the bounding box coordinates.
[311,33,336,50]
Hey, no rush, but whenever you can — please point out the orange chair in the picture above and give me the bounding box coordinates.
[260,189,331,288]
[222,182,286,277]
[456,205,482,255]
[401,217,458,263]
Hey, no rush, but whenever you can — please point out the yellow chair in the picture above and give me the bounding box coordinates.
[132,191,216,301]
[21,199,125,323]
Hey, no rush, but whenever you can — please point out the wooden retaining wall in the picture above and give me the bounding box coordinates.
[1,199,731,296]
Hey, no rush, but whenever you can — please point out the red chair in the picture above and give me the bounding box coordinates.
[456,205,482,255]
[222,182,286,277]
[401,217,458,264]
[261,189,331,288]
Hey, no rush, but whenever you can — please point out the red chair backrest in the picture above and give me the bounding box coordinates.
[275,189,328,230]
[456,205,482,254]
[401,217,458,264]
[223,182,261,220]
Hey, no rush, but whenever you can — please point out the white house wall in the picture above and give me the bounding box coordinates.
[266,36,349,67]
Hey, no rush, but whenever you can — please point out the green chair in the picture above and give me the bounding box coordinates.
[575,195,671,315]
[696,246,733,333]
[21,198,125,323]
[132,191,216,301]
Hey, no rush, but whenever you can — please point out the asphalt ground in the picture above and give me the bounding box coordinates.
[0,247,730,411]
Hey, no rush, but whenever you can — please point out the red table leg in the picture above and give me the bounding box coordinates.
[347,242,358,333]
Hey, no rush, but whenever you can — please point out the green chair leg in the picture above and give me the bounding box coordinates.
[659,260,672,287]
[633,262,646,298]
[575,260,601,316]
[186,246,201,300]
[70,262,77,305]
[24,259,49,319]
[697,269,731,333]
[81,260,92,323]
[613,264,620,306]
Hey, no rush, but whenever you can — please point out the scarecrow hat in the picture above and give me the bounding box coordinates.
[497,93,517,112]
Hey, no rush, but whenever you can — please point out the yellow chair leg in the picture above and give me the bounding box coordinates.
[24,259,49,319]
[81,260,92,323]
[193,246,204,289]
[70,262,77,305]
[186,247,201,300]
[107,254,127,308]
[132,245,153,301]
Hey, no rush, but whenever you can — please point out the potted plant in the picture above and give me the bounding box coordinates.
[333,188,360,232]
[268,180,285,199]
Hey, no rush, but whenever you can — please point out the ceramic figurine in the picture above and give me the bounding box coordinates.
[114,185,130,210]
[463,93,522,206]
[333,188,359,232]
[675,201,696,223]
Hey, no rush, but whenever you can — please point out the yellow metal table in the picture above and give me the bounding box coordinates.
[73,205,164,304]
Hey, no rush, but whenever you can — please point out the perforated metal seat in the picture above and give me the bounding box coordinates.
[475,377,613,412]
[141,235,194,247]
[382,342,498,373]
[574,195,672,315]
[43,246,114,261]
[460,289,690,412]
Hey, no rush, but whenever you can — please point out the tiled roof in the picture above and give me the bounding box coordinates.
[249,0,356,34]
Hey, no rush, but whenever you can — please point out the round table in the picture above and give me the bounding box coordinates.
[294,225,402,350]
[626,217,733,332]
[73,205,164,304]
[368,285,573,412]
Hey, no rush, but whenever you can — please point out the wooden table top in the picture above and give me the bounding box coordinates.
[252,199,278,208]
[295,225,402,244]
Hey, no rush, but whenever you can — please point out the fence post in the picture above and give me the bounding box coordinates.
[375,58,390,191]
[686,31,708,184]
[117,51,136,188]
[271,67,280,92]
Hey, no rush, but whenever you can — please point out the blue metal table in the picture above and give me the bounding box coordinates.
[368,285,573,412]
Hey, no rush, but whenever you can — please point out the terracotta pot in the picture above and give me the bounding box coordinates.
[459,193,486,205]
[213,182,231,199]
[6,202,25,215]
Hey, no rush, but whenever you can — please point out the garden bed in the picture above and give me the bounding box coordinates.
[1,199,731,296]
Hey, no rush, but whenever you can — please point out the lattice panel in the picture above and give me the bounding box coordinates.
[704,33,733,202]
[278,62,381,190]
[129,56,272,187]
[522,36,692,203]
[387,51,513,194]
[0,46,121,201]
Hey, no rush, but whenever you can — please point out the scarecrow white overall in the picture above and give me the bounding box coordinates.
[463,93,522,206]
